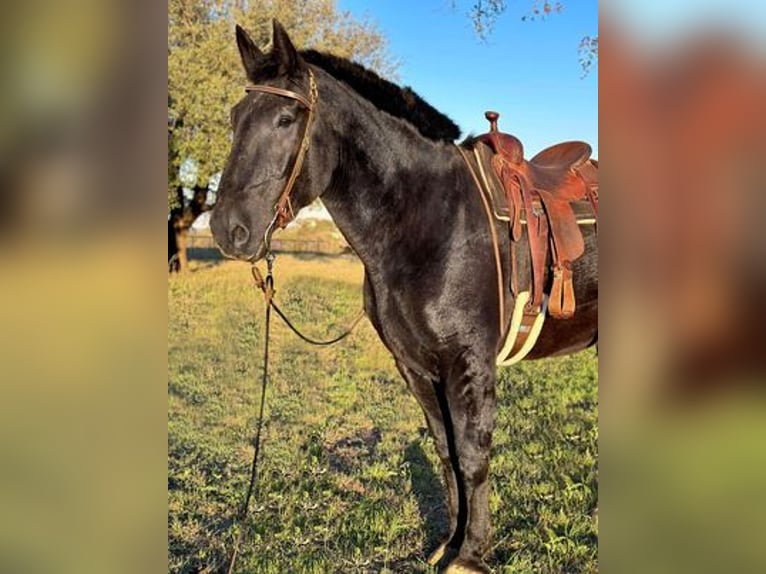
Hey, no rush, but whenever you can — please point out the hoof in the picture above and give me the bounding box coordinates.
[444,558,490,574]
[427,542,448,566]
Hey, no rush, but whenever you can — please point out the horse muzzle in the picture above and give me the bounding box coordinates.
[210,208,267,262]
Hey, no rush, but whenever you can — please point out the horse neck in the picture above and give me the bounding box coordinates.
[315,74,467,270]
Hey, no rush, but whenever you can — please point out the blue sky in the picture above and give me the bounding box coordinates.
[337,0,597,156]
[607,0,766,52]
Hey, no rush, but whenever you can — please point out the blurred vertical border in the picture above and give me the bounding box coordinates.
[601,1,766,572]
[0,0,167,572]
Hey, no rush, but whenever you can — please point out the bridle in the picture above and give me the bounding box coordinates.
[225,68,365,574]
[244,68,318,244]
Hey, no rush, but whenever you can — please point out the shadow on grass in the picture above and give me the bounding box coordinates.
[169,512,238,574]
[404,440,449,553]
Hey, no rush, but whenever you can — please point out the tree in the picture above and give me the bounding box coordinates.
[455,0,597,75]
[167,0,395,271]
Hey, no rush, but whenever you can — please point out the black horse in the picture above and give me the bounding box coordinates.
[210,21,597,573]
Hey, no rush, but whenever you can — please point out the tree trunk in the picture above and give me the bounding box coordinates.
[169,185,212,273]
[168,218,180,272]
[175,228,188,272]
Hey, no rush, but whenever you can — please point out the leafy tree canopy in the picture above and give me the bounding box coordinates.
[168,0,396,207]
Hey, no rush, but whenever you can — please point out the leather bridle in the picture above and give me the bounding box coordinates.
[244,68,318,243]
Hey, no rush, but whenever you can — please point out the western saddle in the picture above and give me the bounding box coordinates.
[465,111,598,364]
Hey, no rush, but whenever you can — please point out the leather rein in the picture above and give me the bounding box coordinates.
[226,68,366,574]
[245,68,318,239]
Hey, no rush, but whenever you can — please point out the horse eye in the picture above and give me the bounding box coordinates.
[277,115,294,128]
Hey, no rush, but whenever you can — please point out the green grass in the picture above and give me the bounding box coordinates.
[168,255,597,573]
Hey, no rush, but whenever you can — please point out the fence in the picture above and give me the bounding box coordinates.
[185,231,351,257]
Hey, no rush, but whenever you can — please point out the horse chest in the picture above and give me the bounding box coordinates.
[362,274,448,375]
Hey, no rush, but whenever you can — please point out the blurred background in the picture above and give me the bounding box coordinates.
[601,1,766,572]
[0,0,166,572]
[0,0,764,572]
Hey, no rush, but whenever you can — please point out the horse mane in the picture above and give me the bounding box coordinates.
[300,50,461,142]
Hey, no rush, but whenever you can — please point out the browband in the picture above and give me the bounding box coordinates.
[244,82,314,110]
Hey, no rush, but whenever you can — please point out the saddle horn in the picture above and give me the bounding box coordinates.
[485,110,500,132]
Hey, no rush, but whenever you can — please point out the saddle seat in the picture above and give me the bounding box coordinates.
[530,141,592,172]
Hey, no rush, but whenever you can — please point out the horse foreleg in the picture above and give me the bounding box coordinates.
[396,362,460,566]
[442,352,496,573]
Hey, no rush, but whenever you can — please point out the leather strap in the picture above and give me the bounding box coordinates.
[523,187,549,314]
[549,261,575,319]
[491,155,523,241]
[576,160,599,217]
[538,188,585,319]
[245,69,318,231]
[244,83,314,110]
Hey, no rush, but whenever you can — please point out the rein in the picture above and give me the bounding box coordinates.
[226,67,360,568]
[226,253,364,574]
[225,253,364,574]
[250,258,366,346]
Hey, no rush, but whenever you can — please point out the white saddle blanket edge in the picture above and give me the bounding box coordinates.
[496,292,547,367]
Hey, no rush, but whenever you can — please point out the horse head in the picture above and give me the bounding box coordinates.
[210,21,325,261]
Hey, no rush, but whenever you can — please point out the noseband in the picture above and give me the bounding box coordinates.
[244,68,318,238]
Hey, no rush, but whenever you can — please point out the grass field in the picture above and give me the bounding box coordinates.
[168,255,598,573]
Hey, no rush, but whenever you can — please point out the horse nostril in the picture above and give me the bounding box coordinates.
[231,224,250,248]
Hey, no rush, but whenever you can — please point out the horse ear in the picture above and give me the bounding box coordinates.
[235,25,264,81]
[271,19,303,75]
